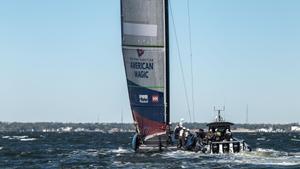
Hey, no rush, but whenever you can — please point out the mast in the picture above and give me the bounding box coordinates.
[165,0,170,125]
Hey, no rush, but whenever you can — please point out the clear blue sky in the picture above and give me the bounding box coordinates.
[0,0,299,123]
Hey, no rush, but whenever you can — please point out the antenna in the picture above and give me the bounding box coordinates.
[214,106,225,122]
[121,109,124,124]
[97,114,100,124]
[246,104,249,124]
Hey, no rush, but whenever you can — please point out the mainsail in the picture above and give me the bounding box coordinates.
[121,0,169,140]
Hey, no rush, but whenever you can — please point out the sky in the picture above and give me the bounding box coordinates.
[0,0,299,124]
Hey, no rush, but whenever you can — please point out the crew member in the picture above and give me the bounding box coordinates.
[174,119,184,139]
[174,118,185,148]
[225,128,232,141]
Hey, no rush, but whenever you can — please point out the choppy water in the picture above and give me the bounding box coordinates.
[0,132,299,169]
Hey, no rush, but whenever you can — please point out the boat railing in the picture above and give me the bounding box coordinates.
[210,140,242,144]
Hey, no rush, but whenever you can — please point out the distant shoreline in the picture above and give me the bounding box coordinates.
[0,122,299,133]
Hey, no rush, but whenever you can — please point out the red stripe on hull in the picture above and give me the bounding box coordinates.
[133,111,166,137]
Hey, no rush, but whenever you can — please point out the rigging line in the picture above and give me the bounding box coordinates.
[169,0,192,122]
[187,0,195,122]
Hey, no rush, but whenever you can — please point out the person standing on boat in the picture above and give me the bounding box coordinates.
[215,129,222,141]
[174,118,184,138]
[174,118,185,148]
[178,127,187,148]
[225,128,232,141]
[205,129,215,143]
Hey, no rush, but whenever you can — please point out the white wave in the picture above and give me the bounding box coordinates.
[13,136,28,139]
[257,137,266,141]
[84,149,99,157]
[2,135,30,140]
[67,149,99,159]
[20,138,37,141]
[290,152,300,158]
[218,157,300,166]
[110,147,132,154]
[2,135,37,141]
[0,147,3,150]
[255,148,278,153]
[241,148,288,158]
[291,138,300,142]
[163,150,205,159]
[232,148,300,166]
[163,148,300,167]
[86,149,98,152]
[112,161,133,168]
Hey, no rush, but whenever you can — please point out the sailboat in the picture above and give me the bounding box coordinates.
[120,0,252,153]
[121,0,172,151]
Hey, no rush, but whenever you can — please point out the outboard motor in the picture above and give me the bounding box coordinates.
[223,143,230,153]
[211,143,219,154]
[233,142,240,153]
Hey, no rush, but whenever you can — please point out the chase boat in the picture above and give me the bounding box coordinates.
[192,108,252,154]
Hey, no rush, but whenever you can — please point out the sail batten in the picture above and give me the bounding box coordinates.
[121,0,168,139]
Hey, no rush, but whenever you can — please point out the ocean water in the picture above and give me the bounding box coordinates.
[0,132,299,169]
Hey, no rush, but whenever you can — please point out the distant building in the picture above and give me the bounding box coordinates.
[74,128,86,132]
[291,126,300,132]
[257,127,273,133]
[231,128,255,133]
[257,127,285,133]
[57,127,72,132]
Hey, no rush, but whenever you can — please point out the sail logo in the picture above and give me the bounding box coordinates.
[139,95,148,103]
[137,49,144,57]
[152,95,159,103]
[130,61,153,79]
